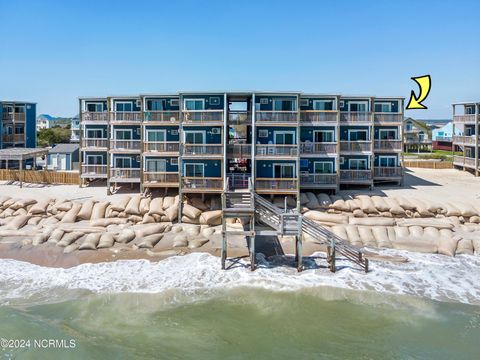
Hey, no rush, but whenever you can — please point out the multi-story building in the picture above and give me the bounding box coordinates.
[70,115,80,142]
[0,101,36,149]
[79,92,404,195]
[403,118,432,153]
[452,101,480,175]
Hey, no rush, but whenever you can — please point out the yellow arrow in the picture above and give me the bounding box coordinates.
[406,75,431,109]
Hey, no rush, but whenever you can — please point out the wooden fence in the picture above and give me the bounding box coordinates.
[0,169,80,185]
[403,160,453,169]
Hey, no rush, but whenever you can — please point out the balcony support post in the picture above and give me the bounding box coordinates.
[335,96,341,193]
[475,104,479,177]
[296,93,301,213]
[140,97,145,193]
[106,97,112,196]
[251,93,256,195]
[78,99,83,188]
[178,93,184,223]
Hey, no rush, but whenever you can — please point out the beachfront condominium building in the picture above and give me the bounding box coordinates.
[452,101,480,175]
[0,101,36,149]
[79,92,404,196]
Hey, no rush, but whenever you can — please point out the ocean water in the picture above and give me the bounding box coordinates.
[0,252,479,359]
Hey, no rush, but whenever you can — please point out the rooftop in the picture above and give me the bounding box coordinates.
[48,143,79,154]
[0,147,48,161]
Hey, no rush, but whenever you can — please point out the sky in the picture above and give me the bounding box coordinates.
[0,0,479,118]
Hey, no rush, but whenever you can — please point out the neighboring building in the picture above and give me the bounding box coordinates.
[0,101,37,149]
[79,92,404,195]
[47,143,79,171]
[403,118,432,152]
[431,121,462,151]
[71,115,80,142]
[452,101,480,175]
[36,114,53,130]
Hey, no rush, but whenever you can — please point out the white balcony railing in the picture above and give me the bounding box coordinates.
[374,140,402,151]
[81,138,108,148]
[300,173,337,186]
[143,111,180,123]
[81,164,107,177]
[227,144,252,157]
[340,112,372,123]
[453,115,477,123]
[111,112,143,122]
[374,167,403,178]
[182,110,224,123]
[300,111,337,123]
[143,172,179,184]
[373,113,403,123]
[340,170,372,182]
[183,144,223,156]
[340,141,372,152]
[81,112,108,122]
[109,168,141,179]
[228,111,251,124]
[143,141,180,153]
[110,140,141,151]
[255,111,297,122]
[453,135,476,145]
[256,178,298,191]
[255,144,298,156]
[182,177,223,190]
[300,142,337,154]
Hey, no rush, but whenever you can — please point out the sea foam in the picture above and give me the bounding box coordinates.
[0,250,479,306]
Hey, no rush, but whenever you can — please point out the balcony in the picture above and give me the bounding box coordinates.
[374,140,402,152]
[81,164,107,178]
[255,178,297,193]
[109,168,141,182]
[453,155,477,168]
[143,172,179,187]
[110,140,141,152]
[227,143,252,157]
[300,142,337,155]
[373,113,403,124]
[81,138,108,149]
[143,111,180,124]
[110,112,142,123]
[255,144,298,157]
[1,113,25,122]
[300,173,337,187]
[182,177,223,192]
[255,111,297,123]
[340,170,372,183]
[2,134,24,143]
[300,110,337,124]
[182,110,224,124]
[81,112,109,122]
[143,141,180,154]
[183,144,223,157]
[374,167,403,178]
[453,135,476,145]
[228,111,251,125]
[340,112,372,123]
[453,115,477,124]
[340,141,372,153]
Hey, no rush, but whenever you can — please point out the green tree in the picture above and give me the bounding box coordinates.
[37,126,71,147]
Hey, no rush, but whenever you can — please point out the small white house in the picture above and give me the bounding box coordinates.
[47,144,79,171]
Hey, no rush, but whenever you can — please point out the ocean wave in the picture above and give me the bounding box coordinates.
[0,250,479,306]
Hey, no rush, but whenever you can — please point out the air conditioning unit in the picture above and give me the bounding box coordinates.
[260,98,269,105]
[136,99,142,107]
[211,128,220,134]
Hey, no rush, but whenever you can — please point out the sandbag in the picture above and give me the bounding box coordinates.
[396,218,454,229]
[300,193,309,205]
[469,216,480,224]
[162,196,175,209]
[408,226,424,239]
[97,232,115,249]
[316,193,332,209]
[345,199,361,212]
[444,203,461,217]
[304,211,348,224]
[142,214,155,224]
[386,227,396,243]
[125,196,142,215]
[371,196,390,212]
[330,198,350,212]
[138,233,164,248]
[77,200,96,220]
[13,208,28,216]
[27,217,43,226]
[4,214,31,230]
[423,227,440,241]
[183,203,202,219]
[110,196,131,212]
[201,227,216,238]
[61,202,82,223]
[57,231,84,247]
[148,198,164,215]
[0,196,11,207]
[199,210,222,226]
[384,198,405,216]
[28,198,52,215]
[164,205,178,222]
[90,218,129,227]
[392,238,438,253]
[349,217,395,226]
[345,225,362,246]
[372,226,391,248]
[2,198,19,208]
[115,229,136,243]
[181,215,200,224]
[394,226,410,239]
[172,233,188,247]
[134,223,171,238]
[32,233,48,246]
[128,215,143,223]
[190,197,209,211]
[48,229,65,244]
[358,226,376,247]
[437,237,459,257]
[409,199,434,217]
[209,196,221,211]
[456,239,474,255]
[473,238,480,255]
[330,225,348,241]
[10,198,37,210]
[91,202,109,220]
[395,196,416,211]
[439,229,453,239]
[188,238,209,249]
[64,243,80,253]
[305,192,320,210]
[139,198,151,215]
[79,233,102,250]
[452,202,478,217]
[356,195,378,214]
[55,200,73,212]
[352,209,366,217]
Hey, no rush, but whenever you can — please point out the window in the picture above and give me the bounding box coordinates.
[86,129,103,138]
[348,130,368,141]
[171,129,179,136]
[209,97,221,105]
[87,103,104,112]
[374,103,392,113]
[313,100,334,111]
[300,99,309,107]
[258,129,269,138]
[340,157,345,165]
[314,161,334,174]
[313,130,334,142]
[15,106,25,113]
[379,129,397,140]
[114,129,132,140]
[87,155,103,165]
[379,156,397,167]
[170,99,179,107]
[170,158,178,165]
[273,164,295,178]
[146,130,166,142]
[405,122,413,131]
[145,159,166,172]
[274,131,295,144]
[184,99,205,110]
[115,102,133,112]
[184,163,204,177]
[115,157,132,168]
[260,98,269,105]
[339,101,344,108]
[184,131,205,144]
[348,101,368,112]
[349,159,368,170]
[146,99,166,111]
[273,99,296,111]
[14,125,24,134]
[3,105,13,113]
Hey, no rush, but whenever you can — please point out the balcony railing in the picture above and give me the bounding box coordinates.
[2,134,24,142]
[374,140,402,151]
[143,111,180,123]
[300,142,337,155]
[1,113,25,122]
[340,112,372,123]
[81,138,108,148]
[227,143,252,157]
[453,155,477,168]
[228,111,251,124]
[340,170,372,182]
[300,173,337,186]
[256,178,297,191]
[81,112,108,122]
[111,112,143,122]
[182,110,224,123]
[340,141,372,152]
[227,173,250,189]
[374,167,403,178]
[182,177,223,191]
[110,140,141,151]
[81,164,107,177]
[255,144,298,156]
[404,138,432,144]
[373,113,403,123]
[453,115,477,123]
[453,135,476,145]
[143,141,180,153]
[183,144,223,156]
[109,168,141,180]
[255,111,297,122]
[143,172,179,185]
[300,110,337,123]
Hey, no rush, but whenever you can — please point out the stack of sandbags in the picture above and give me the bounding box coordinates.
[303,211,348,226]
[181,203,202,224]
